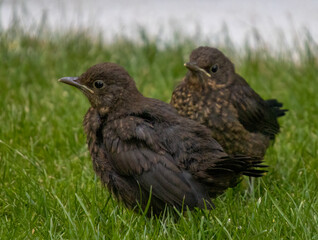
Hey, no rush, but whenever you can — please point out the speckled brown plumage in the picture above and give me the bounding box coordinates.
[170,46,287,158]
[59,62,266,215]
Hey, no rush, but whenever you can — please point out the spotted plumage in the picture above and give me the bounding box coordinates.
[171,46,287,157]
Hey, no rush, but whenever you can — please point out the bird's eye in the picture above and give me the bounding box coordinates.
[93,80,104,89]
[210,64,218,73]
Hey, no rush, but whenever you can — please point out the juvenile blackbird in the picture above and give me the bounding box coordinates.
[170,46,287,158]
[59,62,266,215]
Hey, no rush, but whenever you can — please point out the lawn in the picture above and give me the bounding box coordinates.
[0,23,318,239]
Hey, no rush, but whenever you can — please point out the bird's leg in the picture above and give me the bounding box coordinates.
[248,176,255,195]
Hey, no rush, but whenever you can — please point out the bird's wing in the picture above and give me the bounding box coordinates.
[229,76,281,139]
[104,116,210,209]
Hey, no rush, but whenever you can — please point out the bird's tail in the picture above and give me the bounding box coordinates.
[231,155,268,178]
[266,99,288,118]
[215,155,268,179]
[199,155,268,198]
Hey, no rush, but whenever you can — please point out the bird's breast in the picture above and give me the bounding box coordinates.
[83,108,113,184]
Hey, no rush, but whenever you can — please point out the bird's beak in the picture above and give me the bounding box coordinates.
[58,77,94,94]
[184,62,211,77]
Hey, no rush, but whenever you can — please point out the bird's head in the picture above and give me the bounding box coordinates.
[184,46,235,89]
[59,62,141,115]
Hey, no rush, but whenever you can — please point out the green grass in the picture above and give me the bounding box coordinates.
[1,22,318,239]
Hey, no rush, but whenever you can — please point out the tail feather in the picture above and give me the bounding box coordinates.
[232,156,268,178]
[195,155,268,198]
[251,164,269,168]
[266,99,288,118]
[214,155,268,177]
[243,169,268,177]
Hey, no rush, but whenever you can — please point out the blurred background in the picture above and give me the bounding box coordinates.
[2,0,318,50]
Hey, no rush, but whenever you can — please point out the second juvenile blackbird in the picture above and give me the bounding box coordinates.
[58,62,266,215]
[171,47,287,158]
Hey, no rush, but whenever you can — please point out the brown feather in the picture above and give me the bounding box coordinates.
[170,46,287,157]
[59,62,267,215]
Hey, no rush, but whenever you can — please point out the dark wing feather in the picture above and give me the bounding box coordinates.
[105,116,212,209]
[230,75,282,139]
[136,162,212,209]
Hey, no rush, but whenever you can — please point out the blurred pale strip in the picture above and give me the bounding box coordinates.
[1,0,317,49]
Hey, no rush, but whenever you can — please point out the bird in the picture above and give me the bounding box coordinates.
[170,46,287,158]
[58,62,266,215]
